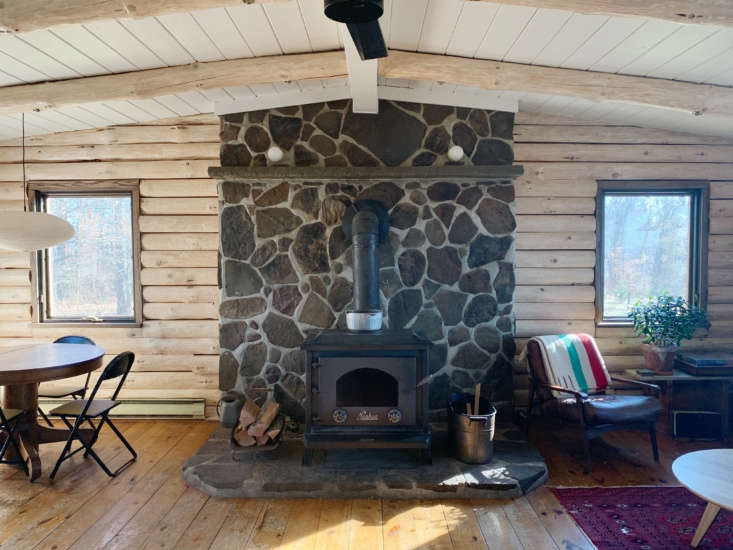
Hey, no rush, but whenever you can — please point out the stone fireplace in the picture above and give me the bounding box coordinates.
[214,99,521,423]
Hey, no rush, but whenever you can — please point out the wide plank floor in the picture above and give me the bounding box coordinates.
[0,418,724,550]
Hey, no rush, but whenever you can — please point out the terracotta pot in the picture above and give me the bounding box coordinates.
[640,343,678,372]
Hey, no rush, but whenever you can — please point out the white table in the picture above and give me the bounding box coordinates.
[672,449,733,547]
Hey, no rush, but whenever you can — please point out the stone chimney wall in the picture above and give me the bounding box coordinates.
[217,100,517,421]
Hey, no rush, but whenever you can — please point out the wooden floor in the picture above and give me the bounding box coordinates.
[0,418,724,550]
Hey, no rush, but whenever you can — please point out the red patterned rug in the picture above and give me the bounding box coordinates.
[552,487,733,550]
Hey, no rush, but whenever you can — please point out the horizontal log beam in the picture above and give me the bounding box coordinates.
[0,49,731,128]
[0,123,219,147]
[380,51,733,118]
[2,0,731,33]
[0,0,277,32]
[471,0,733,27]
[0,51,347,116]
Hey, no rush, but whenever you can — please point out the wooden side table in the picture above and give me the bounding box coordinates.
[673,450,733,547]
[624,368,732,437]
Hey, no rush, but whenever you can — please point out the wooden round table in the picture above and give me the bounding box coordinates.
[672,449,733,547]
[0,343,105,480]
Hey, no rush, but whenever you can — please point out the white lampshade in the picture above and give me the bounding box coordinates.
[0,212,75,251]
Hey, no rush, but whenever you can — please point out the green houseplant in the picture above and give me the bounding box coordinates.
[629,295,709,372]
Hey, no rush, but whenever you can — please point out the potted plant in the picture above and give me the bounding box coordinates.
[629,295,709,372]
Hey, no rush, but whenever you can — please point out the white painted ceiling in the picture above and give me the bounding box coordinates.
[0,0,732,138]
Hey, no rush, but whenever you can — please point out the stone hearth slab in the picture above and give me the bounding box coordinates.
[182,425,547,499]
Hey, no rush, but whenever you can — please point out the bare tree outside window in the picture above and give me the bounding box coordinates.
[43,194,135,321]
[601,192,697,320]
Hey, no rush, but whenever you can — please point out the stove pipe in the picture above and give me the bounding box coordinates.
[352,210,380,312]
[343,200,389,331]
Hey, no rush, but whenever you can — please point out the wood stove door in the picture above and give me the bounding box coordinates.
[315,356,417,427]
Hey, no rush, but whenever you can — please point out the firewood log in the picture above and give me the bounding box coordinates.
[247,401,280,437]
[238,397,260,430]
[232,425,256,447]
[255,415,284,446]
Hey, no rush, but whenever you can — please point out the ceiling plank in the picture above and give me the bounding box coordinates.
[379,50,733,118]
[0,51,347,116]
[2,0,733,33]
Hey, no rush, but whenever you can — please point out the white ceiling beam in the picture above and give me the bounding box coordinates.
[339,24,378,114]
[214,84,517,116]
[378,85,518,113]
[214,85,350,116]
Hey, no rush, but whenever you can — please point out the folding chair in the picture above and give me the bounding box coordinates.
[0,405,28,475]
[38,336,96,427]
[48,351,136,479]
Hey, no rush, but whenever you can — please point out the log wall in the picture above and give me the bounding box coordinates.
[1,112,731,416]
[513,113,733,407]
[0,114,222,417]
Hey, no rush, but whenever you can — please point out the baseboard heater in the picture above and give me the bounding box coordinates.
[38,398,206,419]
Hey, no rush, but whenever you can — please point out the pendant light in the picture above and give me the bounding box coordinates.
[0,114,75,251]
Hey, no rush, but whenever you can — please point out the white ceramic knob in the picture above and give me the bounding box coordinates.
[266,146,284,163]
[447,145,464,162]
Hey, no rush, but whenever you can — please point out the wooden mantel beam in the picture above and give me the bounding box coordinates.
[0,50,731,119]
[1,0,733,33]
[0,51,347,116]
[379,51,733,119]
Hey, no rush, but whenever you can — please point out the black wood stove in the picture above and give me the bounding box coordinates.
[301,329,432,465]
[300,199,433,465]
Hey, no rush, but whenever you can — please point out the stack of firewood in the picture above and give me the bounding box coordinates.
[232,397,284,447]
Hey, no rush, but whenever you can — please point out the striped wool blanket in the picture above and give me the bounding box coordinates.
[527,334,611,398]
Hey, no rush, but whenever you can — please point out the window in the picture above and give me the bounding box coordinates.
[596,181,708,323]
[31,182,141,325]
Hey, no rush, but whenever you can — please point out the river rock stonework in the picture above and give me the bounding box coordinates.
[218,100,516,422]
[221,100,514,168]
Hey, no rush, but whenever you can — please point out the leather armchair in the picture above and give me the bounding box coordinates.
[525,339,662,473]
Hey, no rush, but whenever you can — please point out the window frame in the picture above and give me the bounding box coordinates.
[595,180,709,326]
[29,180,142,327]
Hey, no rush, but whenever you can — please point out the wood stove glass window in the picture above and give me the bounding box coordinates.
[336,368,398,407]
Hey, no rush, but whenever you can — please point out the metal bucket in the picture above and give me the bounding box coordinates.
[448,393,496,464]
[218,390,244,428]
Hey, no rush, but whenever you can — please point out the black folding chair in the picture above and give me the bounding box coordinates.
[38,336,96,427]
[0,405,28,475]
[48,351,136,479]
